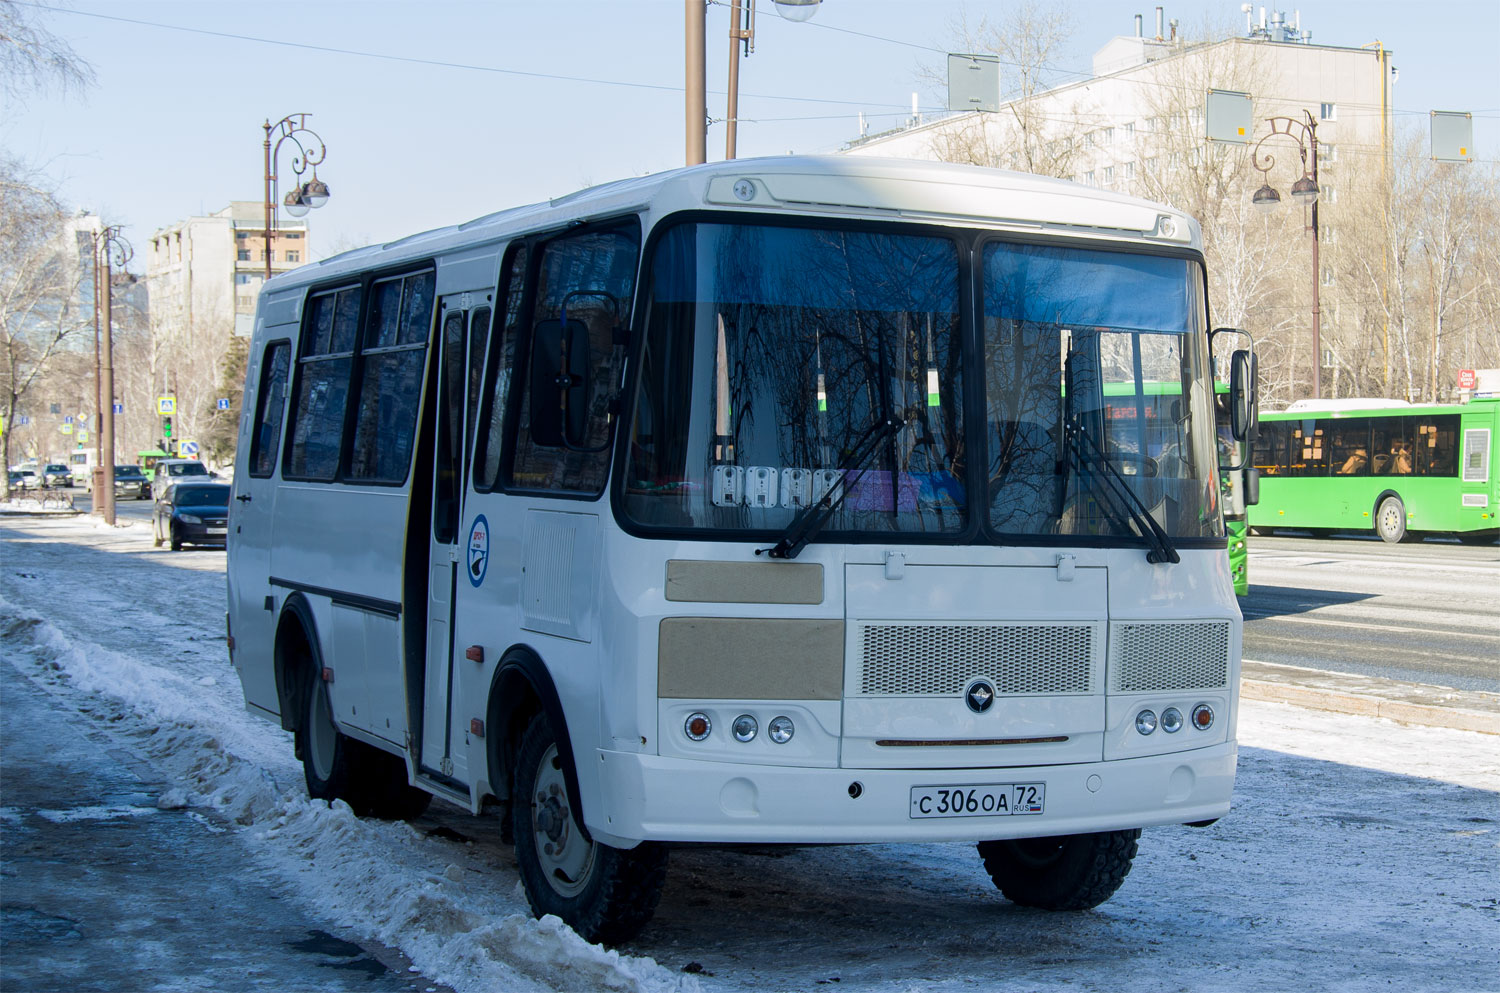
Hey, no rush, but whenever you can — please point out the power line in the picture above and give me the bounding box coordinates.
[17,1,911,110]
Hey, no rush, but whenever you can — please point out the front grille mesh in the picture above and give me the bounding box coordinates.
[1110,621,1230,693]
[858,623,1094,696]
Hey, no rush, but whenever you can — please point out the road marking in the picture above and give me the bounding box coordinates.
[1242,610,1499,641]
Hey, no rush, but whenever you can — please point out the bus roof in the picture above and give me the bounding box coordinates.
[266,156,1201,296]
[1264,396,1499,419]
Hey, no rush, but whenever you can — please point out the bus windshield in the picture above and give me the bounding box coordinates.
[984,244,1221,541]
[622,221,1220,545]
[624,220,965,537]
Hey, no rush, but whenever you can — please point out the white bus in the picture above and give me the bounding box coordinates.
[227,156,1255,943]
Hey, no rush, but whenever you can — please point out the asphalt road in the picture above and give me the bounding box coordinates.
[1242,532,1500,693]
[65,487,155,523]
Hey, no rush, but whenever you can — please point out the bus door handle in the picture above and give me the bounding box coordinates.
[236,493,252,503]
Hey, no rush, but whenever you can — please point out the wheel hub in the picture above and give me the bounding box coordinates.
[530,743,596,897]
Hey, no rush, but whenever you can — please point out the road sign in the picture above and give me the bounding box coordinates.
[17,415,29,426]
[78,429,89,443]
[157,396,177,416]
[217,398,231,410]
[63,415,74,424]
[113,402,124,414]
[180,440,200,456]
[1458,369,1477,390]
[60,423,73,435]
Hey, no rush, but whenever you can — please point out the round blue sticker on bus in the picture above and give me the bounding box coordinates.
[467,515,489,587]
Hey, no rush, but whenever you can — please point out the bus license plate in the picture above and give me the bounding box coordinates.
[207,527,226,535]
[909,783,1045,819]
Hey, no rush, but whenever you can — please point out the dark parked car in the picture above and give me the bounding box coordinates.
[153,481,231,551]
[112,465,151,500]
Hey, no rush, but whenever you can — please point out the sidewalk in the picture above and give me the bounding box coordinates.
[1242,659,1500,735]
[0,657,439,993]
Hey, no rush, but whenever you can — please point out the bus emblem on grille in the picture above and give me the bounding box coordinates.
[965,680,995,713]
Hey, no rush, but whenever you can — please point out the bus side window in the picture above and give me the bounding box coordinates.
[249,340,291,478]
[286,287,361,481]
[1330,417,1371,476]
[474,246,528,492]
[1288,420,1327,477]
[1371,419,1412,476]
[1251,420,1285,475]
[1415,415,1461,476]
[506,224,640,496]
[348,270,434,483]
[467,307,492,444]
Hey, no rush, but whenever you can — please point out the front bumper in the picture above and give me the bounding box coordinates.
[174,519,229,545]
[590,740,1237,848]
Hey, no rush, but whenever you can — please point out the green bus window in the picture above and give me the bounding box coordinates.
[1415,415,1461,476]
[1371,419,1413,475]
[1330,417,1371,476]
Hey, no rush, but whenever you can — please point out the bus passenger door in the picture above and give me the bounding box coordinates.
[229,332,292,716]
[419,297,484,782]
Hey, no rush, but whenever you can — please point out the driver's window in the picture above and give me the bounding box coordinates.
[505,223,639,496]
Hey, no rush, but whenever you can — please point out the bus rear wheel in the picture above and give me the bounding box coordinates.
[1375,496,1409,544]
[977,829,1140,911]
[511,713,667,944]
[297,670,431,821]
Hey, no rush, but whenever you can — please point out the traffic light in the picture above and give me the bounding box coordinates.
[162,415,173,453]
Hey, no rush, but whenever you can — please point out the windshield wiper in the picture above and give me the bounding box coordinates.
[759,414,905,560]
[1064,418,1180,564]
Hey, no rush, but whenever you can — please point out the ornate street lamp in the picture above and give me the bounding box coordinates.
[263,114,330,280]
[1250,110,1323,398]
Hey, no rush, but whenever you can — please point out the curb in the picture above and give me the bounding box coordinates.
[1241,674,1500,735]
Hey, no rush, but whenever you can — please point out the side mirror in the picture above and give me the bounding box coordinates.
[1228,348,1258,442]
[529,318,592,448]
[1243,465,1260,507]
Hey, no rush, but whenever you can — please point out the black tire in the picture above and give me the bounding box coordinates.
[511,713,667,944]
[977,829,1141,911]
[1375,495,1408,544]
[296,670,431,821]
[169,523,182,551]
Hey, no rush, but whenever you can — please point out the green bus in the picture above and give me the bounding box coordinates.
[1249,397,1499,543]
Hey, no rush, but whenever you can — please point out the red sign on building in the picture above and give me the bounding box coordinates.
[1457,369,1477,390]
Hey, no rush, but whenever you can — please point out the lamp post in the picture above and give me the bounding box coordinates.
[686,0,824,165]
[93,225,131,526]
[1250,110,1322,399]
[263,114,330,281]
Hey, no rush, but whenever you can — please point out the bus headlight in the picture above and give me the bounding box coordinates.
[1161,707,1184,733]
[732,714,758,742]
[1135,710,1158,735]
[768,716,795,744]
[684,712,712,741]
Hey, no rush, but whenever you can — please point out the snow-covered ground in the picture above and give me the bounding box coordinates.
[2,515,1497,992]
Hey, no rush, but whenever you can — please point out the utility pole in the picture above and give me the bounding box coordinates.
[686,0,706,165]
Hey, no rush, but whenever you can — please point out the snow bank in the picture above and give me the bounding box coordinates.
[0,595,697,993]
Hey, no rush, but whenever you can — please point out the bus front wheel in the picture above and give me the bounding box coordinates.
[1375,496,1409,544]
[977,829,1141,911]
[511,713,667,944]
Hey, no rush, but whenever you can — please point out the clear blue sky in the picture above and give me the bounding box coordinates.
[5,0,1496,267]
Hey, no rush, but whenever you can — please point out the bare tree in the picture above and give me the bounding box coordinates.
[0,0,95,102]
[0,161,91,497]
[922,2,1085,178]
